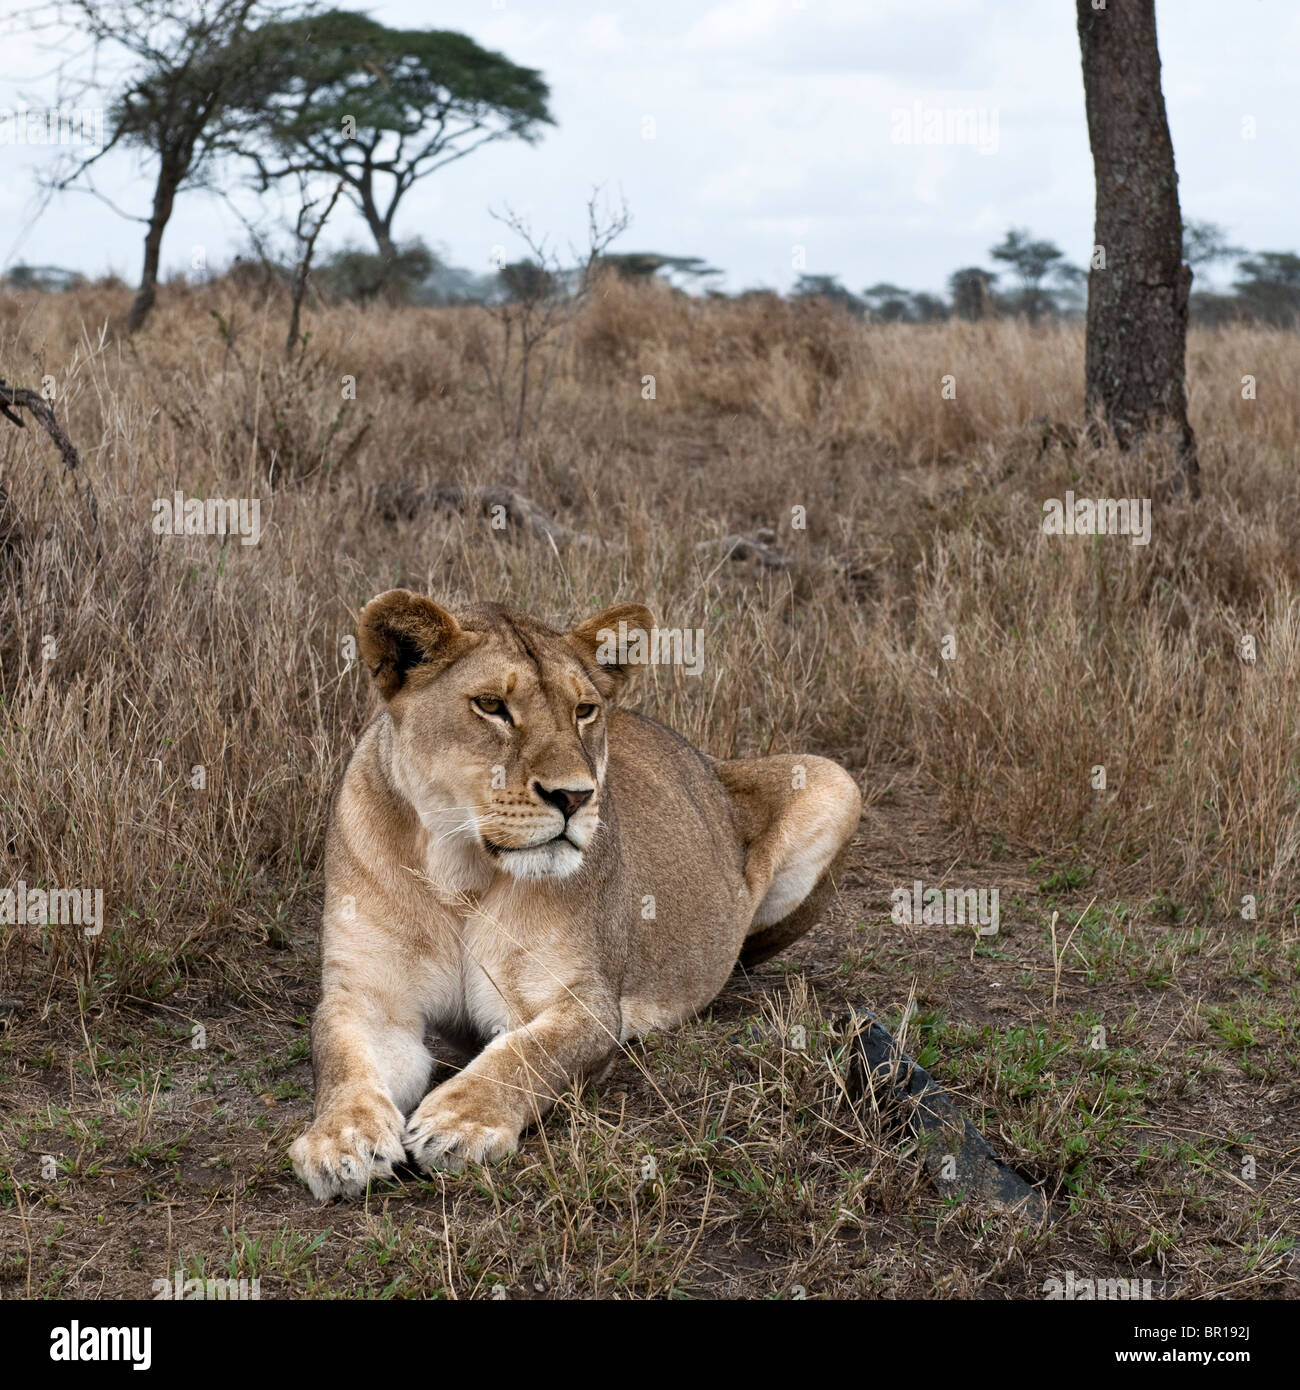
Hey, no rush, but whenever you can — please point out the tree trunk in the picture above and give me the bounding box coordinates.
[355,173,400,296]
[1076,0,1198,495]
[126,165,180,335]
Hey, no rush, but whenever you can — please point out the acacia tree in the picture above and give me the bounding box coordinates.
[601,253,722,288]
[1182,219,1244,271]
[790,275,866,316]
[244,10,553,278]
[54,0,288,333]
[1076,0,1197,492]
[990,229,1081,321]
[862,283,913,322]
[1233,252,1300,327]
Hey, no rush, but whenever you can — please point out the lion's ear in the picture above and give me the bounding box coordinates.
[358,590,468,699]
[567,602,656,694]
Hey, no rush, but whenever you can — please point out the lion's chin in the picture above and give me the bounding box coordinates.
[488,838,585,882]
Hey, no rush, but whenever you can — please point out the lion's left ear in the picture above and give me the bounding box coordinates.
[567,602,655,694]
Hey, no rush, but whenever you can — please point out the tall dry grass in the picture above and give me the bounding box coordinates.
[1,273,1297,1001]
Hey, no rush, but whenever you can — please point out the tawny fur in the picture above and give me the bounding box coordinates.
[289,591,861,1199]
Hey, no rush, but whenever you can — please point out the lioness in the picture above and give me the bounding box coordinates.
[290,591,861,1199]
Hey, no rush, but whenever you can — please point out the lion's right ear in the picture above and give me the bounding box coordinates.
[357,590,468,699]
[567,602,656,696]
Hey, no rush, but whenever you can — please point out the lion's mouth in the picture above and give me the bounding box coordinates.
[482,832,576,855]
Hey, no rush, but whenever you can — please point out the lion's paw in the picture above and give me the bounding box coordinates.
[403,1086,519,1173]
[289,1094,406,1201]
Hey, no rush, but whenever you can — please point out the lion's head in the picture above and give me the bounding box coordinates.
[357,590,653,882]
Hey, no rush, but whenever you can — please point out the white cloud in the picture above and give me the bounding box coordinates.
[578,13,625,53]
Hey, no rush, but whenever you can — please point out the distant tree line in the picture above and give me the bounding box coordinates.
[7,217,1298,331]
[787,221,1300,328]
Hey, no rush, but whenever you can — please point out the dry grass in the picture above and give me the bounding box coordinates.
[0,276,1296,1299]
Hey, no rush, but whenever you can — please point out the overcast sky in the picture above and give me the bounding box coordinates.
[1,0,1295,295]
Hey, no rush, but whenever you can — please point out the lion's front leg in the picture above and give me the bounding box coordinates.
[290,971,433,1201]
[404,994,621,1171]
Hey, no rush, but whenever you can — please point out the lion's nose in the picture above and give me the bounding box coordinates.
[534,782,594,820]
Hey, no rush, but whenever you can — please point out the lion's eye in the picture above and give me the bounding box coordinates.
[575,702,598,722]
[473,695,511,722]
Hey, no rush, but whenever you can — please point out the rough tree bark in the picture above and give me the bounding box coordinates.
[1076,0,1198,495]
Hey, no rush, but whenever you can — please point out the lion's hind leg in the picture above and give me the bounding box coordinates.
[714,754,862,968]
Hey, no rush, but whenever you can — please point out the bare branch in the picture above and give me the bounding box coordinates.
[0,380,83,470]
